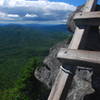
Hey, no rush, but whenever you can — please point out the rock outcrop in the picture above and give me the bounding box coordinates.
[34,39,96,100]
[34,5,100,100]
[35,40,69,89]
[34,5,82,90]
[67,5,84,32]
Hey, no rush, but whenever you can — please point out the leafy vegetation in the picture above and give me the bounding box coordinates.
[0,57,47,100]
[0,24,72,100]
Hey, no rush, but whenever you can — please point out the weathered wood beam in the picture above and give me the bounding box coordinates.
[83,0,97,12]
[69,0,97,49]
[74,11,100,19]
[48,69,73,100]
[57,48,100,67]
[74,11,100,26]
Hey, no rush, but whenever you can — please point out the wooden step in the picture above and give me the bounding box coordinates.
[74,11,100,26]
[48,69,73,100]
[57,48,100,67]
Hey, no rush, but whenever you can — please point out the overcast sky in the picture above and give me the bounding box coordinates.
[0,0,78,24]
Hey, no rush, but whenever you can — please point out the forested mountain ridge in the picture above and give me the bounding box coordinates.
[0,24,71,100]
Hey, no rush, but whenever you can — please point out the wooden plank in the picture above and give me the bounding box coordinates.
[57,48,100,67]
[48,69,73,100]
[74,11,100,26]
[83,0,97,12]
[74,11,100,19]
[69,0,97,49]
[48,0,97,100]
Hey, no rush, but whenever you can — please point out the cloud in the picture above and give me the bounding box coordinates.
[0,11,6,17]
[0,0,76,24]
[25,14,38,18]
[7,14,19,18]
[0,11,19,18]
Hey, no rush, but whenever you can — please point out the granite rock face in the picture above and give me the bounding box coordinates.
[34,41,96,100]
[35,40,69,89]
[34,5,84,89]
[34,5,100,100]
[66,68,94,100]
[67,5,84,32]
[34,40,96,100]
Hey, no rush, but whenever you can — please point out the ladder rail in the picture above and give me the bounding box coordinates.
[48,0,98,100]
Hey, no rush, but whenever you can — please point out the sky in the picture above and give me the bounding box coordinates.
[0,0,86,24]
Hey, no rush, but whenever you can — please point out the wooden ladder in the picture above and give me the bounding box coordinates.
[48,0,100,100]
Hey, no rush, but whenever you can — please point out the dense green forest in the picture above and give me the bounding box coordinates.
[0,24,71,100]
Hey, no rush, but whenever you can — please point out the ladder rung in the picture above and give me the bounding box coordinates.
[74,11,100,26]
[57,48,100,67]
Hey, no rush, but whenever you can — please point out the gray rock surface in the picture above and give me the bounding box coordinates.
[35,40,69,88]
[34,39,95,100]
[34,6,83,89]
[66,68,94,100]
[34,5,100,100]
[67,5,84,32]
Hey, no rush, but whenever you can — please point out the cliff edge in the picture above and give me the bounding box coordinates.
[34,6,100,100]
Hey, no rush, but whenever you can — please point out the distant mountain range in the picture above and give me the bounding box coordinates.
[0,23,72,90]
[0,24,68,33]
